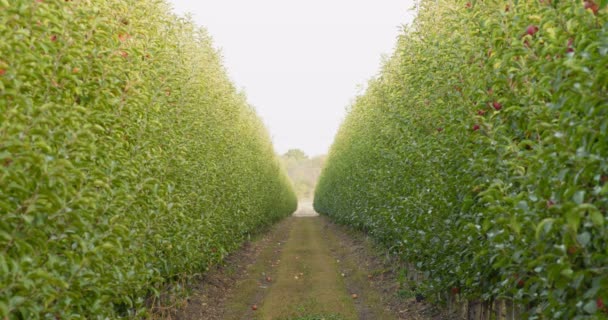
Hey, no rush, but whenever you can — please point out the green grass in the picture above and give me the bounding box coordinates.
[257,218,357,319]
[279,302,345,320]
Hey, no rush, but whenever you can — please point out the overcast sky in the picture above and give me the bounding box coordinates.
[167,0,417,156]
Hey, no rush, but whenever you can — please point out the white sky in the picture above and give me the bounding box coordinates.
[167,0,417,156]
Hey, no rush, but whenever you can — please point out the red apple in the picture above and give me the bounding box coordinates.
[50,35,57,42]
[437,127,444,132]
[0,69,5,76]
[473,124,481,131]
[584,0,599,15]
[526,25,539,36]
[566,38,575,53]
[492,101,502,111]
[567,246,577,255]
[597,298,605,310]
[118,33,130,42]
[451,287,460,295]
[517,279,525,288]
[252,305,258,311]
[477,110,486,116]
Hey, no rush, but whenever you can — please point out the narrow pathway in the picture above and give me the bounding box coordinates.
[229,202,397,320]
[258,216,357,319]
[169,203,447,320]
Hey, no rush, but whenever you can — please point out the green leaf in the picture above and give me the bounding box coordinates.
[589,210,604,227]
[577,232,591,247]
[573,190,586,205]
[566,209,582,233]
[583,300,598,314]
[9,296,25,308]
[535,218,554,239]
[560,268,573,278]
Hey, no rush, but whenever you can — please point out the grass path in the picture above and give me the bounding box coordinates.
[223,203,396,320]
[170,203,443,319]
[257,216,357,319]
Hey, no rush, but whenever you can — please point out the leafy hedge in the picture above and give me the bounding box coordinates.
[0,0,296,318]
[315,0,607,318]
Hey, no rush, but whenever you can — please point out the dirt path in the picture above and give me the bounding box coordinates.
[166,203,452,320]
[257,216,357,319]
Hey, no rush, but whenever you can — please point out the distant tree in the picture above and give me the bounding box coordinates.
[284,149,308,161]
[281,150,324,200]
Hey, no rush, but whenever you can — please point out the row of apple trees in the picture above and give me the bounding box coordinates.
[0,0,297,318]
[315,0,607,318]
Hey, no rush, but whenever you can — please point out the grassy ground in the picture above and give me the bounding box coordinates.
[257,217,357,319]
[167,203,449,320]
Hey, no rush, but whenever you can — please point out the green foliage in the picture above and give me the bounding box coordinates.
[0,0,296,318]
[315,0,607,318]
[284,149,310,162]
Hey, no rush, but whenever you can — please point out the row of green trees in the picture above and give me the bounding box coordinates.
[0,0,296,318]
[315,0,607,318]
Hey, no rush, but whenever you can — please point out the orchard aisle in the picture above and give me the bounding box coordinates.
[170,203,446,320]
[256,213,357,319]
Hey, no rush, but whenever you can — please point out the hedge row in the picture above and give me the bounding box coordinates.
[0,0,297,318]
[315,0,607,318]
